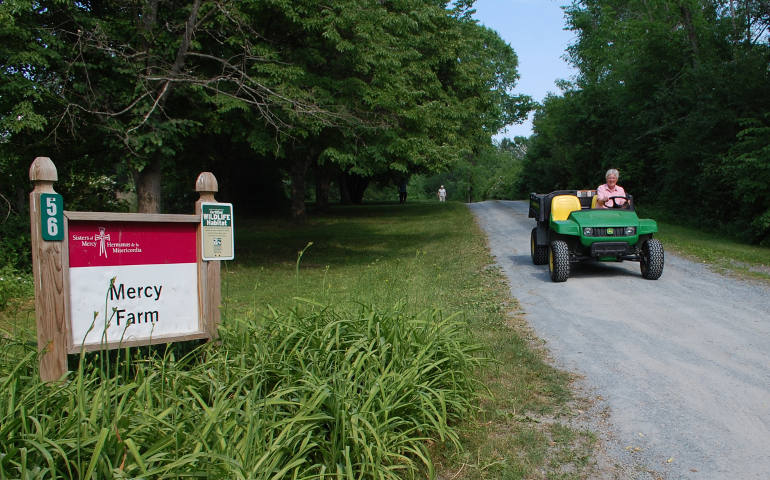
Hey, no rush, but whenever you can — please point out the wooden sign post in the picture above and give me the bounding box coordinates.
[29,157,68,381]
[195,172,222,340]
[29,157,228,381]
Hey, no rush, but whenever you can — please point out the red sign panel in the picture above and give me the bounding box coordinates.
[68,221,197,268]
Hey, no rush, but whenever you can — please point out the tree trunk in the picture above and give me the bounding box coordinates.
[679,4,700,64]
[290,155,312,221]
[340,173,369,204]
[351,178,368,204]
[130,0,201,215]
[135,160,162,213]
[315,164,331,212]
[339,173,352,205]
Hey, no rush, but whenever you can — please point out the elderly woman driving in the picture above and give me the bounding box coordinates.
[596,168,626,208]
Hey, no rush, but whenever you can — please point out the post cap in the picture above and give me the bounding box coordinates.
[29,157,58,182]
[195,172,218,193]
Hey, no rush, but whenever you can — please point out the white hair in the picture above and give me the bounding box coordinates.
[605,168,619,179]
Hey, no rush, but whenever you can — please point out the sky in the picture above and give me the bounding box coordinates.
[471,0,577,139]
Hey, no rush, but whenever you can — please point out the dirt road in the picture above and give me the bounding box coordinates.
[469,200,770,479]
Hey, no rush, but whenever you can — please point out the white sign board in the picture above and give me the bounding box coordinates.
[68,221,200,348]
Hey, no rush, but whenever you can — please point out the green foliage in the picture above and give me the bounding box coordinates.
[718,115,770,243]
[266,0,530,212]
[520,0,770,242]
[1,0,531,218]
[0,209,30,272]
[58,157,130,213]
[412,138,527,202]
[478,139,526,200]
[0,305,484,479]
[0,264,32,310]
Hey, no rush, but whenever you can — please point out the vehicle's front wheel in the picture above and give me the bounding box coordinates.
[549,240,570,282]
[531,228,548,265]
[640,238,664,280]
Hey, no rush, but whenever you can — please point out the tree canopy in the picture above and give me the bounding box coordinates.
[1,0,529,223]
[518,0,770,243]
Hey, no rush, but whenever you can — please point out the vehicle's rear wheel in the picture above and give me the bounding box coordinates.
[640,238,664,280]
[531,228,548,265]
[549,240,570,282]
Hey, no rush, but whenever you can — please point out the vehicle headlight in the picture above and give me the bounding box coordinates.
[625,226,636,235]
[583,227,593,236]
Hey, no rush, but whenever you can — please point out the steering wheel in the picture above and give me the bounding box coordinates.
[606,196,630,209]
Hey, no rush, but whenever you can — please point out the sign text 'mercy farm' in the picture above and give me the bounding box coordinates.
[68,220,200,347]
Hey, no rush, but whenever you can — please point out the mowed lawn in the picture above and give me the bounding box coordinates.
[225,202,507,319]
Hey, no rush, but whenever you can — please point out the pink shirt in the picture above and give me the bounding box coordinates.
[596,183,626,208]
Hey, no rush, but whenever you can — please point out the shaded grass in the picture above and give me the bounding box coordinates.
[0,265,34,336]
[225,203,473,317]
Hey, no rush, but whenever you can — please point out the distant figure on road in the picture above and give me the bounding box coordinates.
[596,168,626,208]
[398,182,407,204]
[437,185,447,202]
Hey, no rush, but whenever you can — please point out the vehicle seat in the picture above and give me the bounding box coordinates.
[551,195,582,221]
[591,195,598,208]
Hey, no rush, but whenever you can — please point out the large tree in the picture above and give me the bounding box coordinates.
[2,0,338,213]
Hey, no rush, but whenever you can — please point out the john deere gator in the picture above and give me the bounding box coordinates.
[529,190,664,282]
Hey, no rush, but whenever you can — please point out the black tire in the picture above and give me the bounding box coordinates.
[549,240,570,282]
[531,228,548,265]
[640,238,664,280]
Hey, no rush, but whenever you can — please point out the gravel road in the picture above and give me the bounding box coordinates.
[469,200,770,480]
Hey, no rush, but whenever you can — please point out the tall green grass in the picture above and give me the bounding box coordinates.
[0,201,586,479]
[1,304,484,479]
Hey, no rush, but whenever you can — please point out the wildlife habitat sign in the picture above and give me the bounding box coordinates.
[200,202,234,260]
[68,221,200,348]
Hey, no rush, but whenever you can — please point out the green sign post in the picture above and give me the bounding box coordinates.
[40,193,64,241]
[200,202,234,260]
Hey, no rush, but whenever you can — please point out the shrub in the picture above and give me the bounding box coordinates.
[0,212,31,272]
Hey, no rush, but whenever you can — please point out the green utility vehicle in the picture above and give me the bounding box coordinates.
[529,190,664,282]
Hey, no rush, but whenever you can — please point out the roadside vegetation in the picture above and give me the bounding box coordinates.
[1,202,591,479]
[654,220,770,283]
[2,201,769,478]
